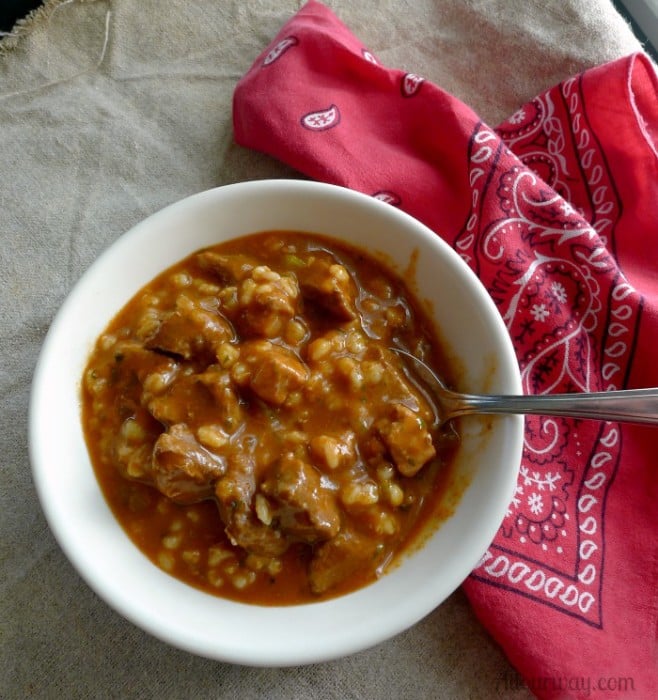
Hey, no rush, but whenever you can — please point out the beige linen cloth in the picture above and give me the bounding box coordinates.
[0,1,645,698]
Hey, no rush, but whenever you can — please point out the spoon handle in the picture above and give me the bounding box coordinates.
[454,388,658,425]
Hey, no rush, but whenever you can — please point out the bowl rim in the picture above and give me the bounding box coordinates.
[28,179,523,666]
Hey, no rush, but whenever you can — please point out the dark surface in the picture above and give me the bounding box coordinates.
[612,1,657,59]
[0,1,43,32]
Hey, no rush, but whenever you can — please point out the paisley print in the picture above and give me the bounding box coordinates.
[263,36,299,66]
[300,104,341,131]
[372,190,402,206]
[463,75,641,627]
[401,72,425,97]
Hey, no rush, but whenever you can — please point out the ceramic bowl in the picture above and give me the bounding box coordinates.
[29,179,523,666]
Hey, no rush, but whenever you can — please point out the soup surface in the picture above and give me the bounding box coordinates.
[82,231,459,604]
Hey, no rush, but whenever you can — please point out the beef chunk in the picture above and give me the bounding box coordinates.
[144,294,232,360]
[376,404,436,477]
[195,367,243,433]
[196,251,258,284]
[309,529,380,594]
[145,373,216,427]
[110,340,179,386]
[298,258,356,321]
[215,453,288,557]
[151,424,226,504]
[309,432,357,471]
[261,454,340,543]
[231,339,309,405]
[145,366,243,433]
[236,265,299,338]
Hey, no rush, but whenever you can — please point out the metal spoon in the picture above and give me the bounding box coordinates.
[393,348,658,427]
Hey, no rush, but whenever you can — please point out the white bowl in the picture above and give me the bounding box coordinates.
[29,179,523,666]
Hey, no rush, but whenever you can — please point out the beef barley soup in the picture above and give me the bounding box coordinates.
[81,231,460,604]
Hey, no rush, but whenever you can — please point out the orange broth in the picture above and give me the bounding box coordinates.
[81,231,460,604]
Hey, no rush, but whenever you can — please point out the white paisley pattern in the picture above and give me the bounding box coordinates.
[461,75,642,627]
